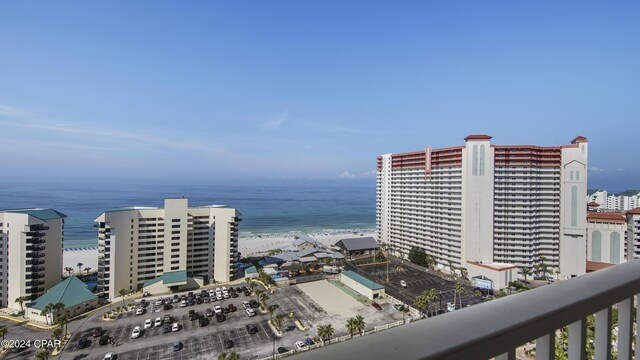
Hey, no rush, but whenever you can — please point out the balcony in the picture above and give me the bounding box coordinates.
[295,260,640,360]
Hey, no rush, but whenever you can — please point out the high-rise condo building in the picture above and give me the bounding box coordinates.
[95,198,241,299]
[377,135,588,280]
[0,209,66,310]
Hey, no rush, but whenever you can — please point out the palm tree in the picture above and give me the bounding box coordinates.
[317,324,334,344]
[40,304,53,324]
[246,280,255,294]
[52,302,65,324]
[354,314,365,336]
[36,350,49,360]
[218,352,239,360]
[346,317,358,339]
[0,326,6,341]
[454,282,464,309]
[77,262,84,275]
[51,328,62,340]
[84,267,91,275]
[14,296,27,318]
[273,314,285,333]
[520,267,531,282]
[118,289,127,307]
[64,267,74,277]
[258,292,268,311]
[57,313,70,337]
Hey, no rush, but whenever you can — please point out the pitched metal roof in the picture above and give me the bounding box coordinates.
[28,276,96,311]
[1,208,67,221]
[336,237,379,251]
[342,271,384,290]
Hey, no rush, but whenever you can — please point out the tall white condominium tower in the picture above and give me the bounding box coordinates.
[0,209,66,310]
[95,199,241,299]
[377,135,589,279]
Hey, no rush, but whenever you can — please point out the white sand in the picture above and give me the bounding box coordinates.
[296,280,362,318]
[239,230,376,257]
[63,248,98,275]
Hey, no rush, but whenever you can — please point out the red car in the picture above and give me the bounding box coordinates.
[227,304,237,312]
[372,302,382,310]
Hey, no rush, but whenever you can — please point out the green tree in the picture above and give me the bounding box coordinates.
[57,313,70,337]
[258,292,268,311]
[84,267,91,275]
[246,280,255,294]
[346,318,358,339]
[51,328,62,340]
[354,315,365,336]
[40,304,53,324]
[0,326,6,341]
[273,314,285,333]
[51,302,65,324]
[454,282,464,309]
[118,289,127,307]
[64,267,74,277]
[520,267,531,282]
[77,262,84,275]
[35,350,49,360]
[218,352,240,360]
[317,324,335,344]
[14,296,28,318]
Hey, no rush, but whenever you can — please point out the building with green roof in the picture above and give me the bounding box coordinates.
[142,270,204,295]
[340,270,385,300]
[26,276,98,324]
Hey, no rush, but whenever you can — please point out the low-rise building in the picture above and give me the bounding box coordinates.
[586,212,627,272]
[340,271,385,300]
[26,276,98,324]
[142,270,204,295]
[336,237,380,256]
[466,262,518,290]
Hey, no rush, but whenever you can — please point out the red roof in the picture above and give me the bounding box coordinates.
[586,261,614,272]
[628,207,640,215]
[587,212,627,223]
[587,202,600,207]
[464,134,493,141]
[571,136,588,144]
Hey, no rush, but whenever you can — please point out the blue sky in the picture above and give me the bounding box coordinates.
[1,1,638,189]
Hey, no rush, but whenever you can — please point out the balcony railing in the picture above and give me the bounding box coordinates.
[295,260,640,360]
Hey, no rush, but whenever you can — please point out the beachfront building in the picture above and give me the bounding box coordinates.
[335,237,380,257]
[627,208,640,261]
[585,212,627,272]
[26,276,98,324]
[0,209,66,310]
[95,198,241,299]
[376,135,589,281]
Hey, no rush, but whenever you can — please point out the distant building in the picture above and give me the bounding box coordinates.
[292,234,321,251]
[336,237,380,256]
[0,209,66,310]
[466,262,518,290]
[95,198,241,299]
[585,212,627,272]
[377,135,589,280]
[26,276,98,324]
[627,208,640,261]
[587,190,640,211]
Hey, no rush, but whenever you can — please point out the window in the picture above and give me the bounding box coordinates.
[571,186,578,227]
[610,232,621,264]
[591,231,601,262]
[472,145,478,176]
[480,145,485,176]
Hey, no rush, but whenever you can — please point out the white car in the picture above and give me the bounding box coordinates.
[400,280,407,288]
[104,353,117,360]
[216,293,223,301]
[131,326,141,339]
[295,341,307,350]
[172,322,180,332]
[214,305,223,315]
[144,319,152,329]
[154,317,162,327]
[180,300,187,308]
[135,307,144,315]
[242,301,250,310]
[223,291,230,299]
[154,298,163,306]
[221,286,227,291]
[246,308,256,317]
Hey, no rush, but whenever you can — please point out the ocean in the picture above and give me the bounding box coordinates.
[0,181,376,249]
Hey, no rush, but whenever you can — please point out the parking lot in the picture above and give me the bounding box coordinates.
[345,258,483,313]
[59,284,334,360]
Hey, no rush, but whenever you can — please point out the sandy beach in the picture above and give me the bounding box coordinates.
[60,230,376,272]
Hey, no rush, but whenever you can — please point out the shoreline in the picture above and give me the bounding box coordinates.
[61,229,377,274]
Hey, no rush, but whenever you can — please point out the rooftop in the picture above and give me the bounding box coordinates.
[342,271,384,290]
[464,134,493,141]
[1,208,67,221]
[587,212,627,223]
[28,276,96,311]
[336,237,379,252]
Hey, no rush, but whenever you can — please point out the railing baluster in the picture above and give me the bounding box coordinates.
[617,297,633,360]
[594,307,611,360]
[536,333,555,360]
[495,348,515,360]
[568,318,586,360]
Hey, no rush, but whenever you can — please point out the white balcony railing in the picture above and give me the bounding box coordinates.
[294,260,640,360]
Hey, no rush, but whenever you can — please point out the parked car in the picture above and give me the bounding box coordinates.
[246,308,256,317]
[172,322,180,332]
[76,337,90,349]
[223,339,234,349]
[162,323,171,333]
[206,308,214,317]
[305,338,315,346]
[242,301,250,310]
[228,304,237,312]
[144,319,152,329]
[216,314,226,323]
[400,280,407,288]
[249,300,260,308]
[104,352,117,360]
[172,341,182,351]
[295,341,307,350]
[163,314,173,324]
[173,297,180,304]
[214,305,223,315]
[131,326,141,339]
[246,324,258,334]
[99,335,110,346]
[188,310,196,320]
[394,304,405,311]
[372,302,382,310]
[222,307,230,314]
[203,296,210,303]
[135,307,145,315]
[230,292,239,298]
[91,327,103,338]
[180,300,187,308]
[154,317,162,327]
[198,317,209,327]
[244,290,251,296]
[278,347,288,354]
[154,298,163,306]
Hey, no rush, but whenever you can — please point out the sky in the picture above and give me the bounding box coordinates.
[1,1,639,190]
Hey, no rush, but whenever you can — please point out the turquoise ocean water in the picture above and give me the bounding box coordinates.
[0,182,375,249]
